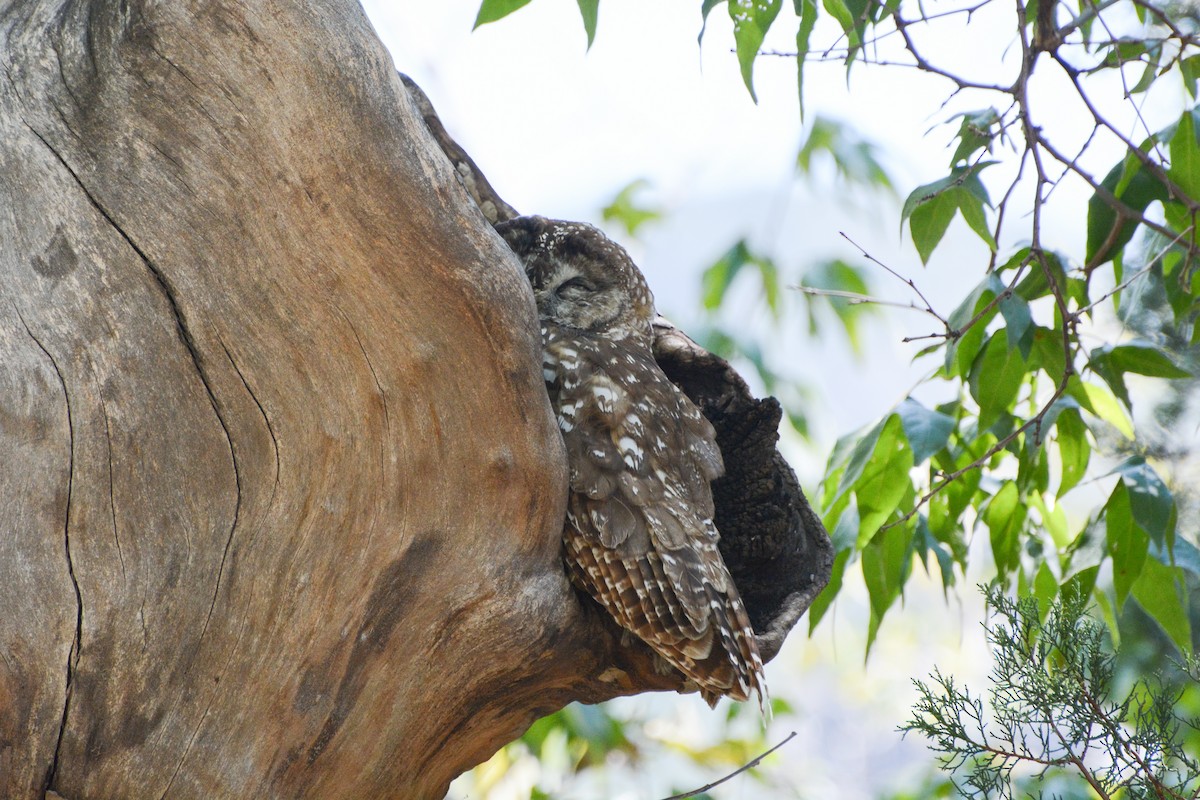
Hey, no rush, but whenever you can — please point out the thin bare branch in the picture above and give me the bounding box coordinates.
[794,285,937,313]
[658,732,798,800]
[1076,224,1197,316]
[839,232,950,328]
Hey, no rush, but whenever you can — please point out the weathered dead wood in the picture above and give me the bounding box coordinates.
[0,2,829,798]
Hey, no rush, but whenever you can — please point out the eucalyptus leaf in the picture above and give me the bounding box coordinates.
[897,398,955,464]
[729,0,783,102]
[576,0,600,48]
[1110,457,1176,549]
[984,482,1024,577]
[1131,558,1192,655]
[473,0,534,28]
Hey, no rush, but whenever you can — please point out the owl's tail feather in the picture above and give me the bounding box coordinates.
[697,586,769,720]
[564,538,768,715]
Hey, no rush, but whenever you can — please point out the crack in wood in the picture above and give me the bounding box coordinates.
[22,120,246,790]
[14,311,81,796]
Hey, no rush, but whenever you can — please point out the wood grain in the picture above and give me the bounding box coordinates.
[0,2,828,797]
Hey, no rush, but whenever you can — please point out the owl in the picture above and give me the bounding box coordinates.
[496,215,766,708]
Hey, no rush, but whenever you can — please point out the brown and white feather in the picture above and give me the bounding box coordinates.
[497,215,766,708]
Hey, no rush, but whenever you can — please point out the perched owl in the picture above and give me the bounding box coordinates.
[496,215,766,708]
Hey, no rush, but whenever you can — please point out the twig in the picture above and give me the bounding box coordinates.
[839,232,949,328]
[1052,50,1198,214]
[1075,224,1196,316]
[658,731,798,800]
[987,123,1028,271]
[794,285,935,313]
[893,11,1012,92]
[1054,0,1123,41]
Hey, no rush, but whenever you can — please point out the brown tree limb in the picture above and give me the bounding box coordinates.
[0,2,829,798]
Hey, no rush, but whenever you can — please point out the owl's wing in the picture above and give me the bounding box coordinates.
[556,339,763,706]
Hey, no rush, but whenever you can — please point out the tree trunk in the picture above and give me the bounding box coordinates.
[0,2,830,798]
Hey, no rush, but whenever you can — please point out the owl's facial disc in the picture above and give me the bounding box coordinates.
[536,261,628,333]
[497,215,655,339]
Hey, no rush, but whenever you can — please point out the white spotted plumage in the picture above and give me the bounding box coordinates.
[497,215,767,709]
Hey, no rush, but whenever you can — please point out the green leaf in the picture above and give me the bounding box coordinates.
[699,0,727,44]
[945,273,1004,377]
[820,0,855,42]
[575,0,599,48]
[862,525,912,654]
[1089,341,1190,406]
[1104,482,1148,607]
[1130,59,1159,95]
[1016,434,1050,494]
[1104,340,1191,378]
[1069,379,1134,439]
[829,417,889,506]
[797,117,894,190]
[1032,561,1058,617]
[956,187,998,251]
[1065,516,1108,579]
[1131,558,1192,654]
[1151,536,1200,576]
[701,240,751,310]
[1085,156,1170,267]
[1029,492,1070,548]
[928,440,973,527]
[897,398,955,464]
[906,191,957,264]
[1054,406,1089,497]
[808,547,850,632]
[949,108,1000,166]
[794,0,818,117]
[1088,351,1132,408]
[758,255,781,317]
[902,166,996,263]
[1110,456,1176,549]
[1182,54,1200,99]
[1012,249,1068,304]
[473,0,534,28]
[823,0,874,68]
[853,415,913,546]
[913,515,955,591]
[700,239,779,316]
[1168,105,1200,201]
[1093,587,1121,649]
[601,179,663,236]
[1032,326,1067,384]
[729,0,783,103]
[1062,563,1099,601]
[969,330,1029,430]
[998,293,1033,358]
[801,259,875,353]
[984,482,1025,578]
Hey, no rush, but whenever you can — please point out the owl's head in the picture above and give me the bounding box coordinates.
[497,216,655,340]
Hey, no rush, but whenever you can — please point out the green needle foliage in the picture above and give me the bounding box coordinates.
[904,586,1200,799]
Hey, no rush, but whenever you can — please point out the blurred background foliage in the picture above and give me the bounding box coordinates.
[443,0,1200,796]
